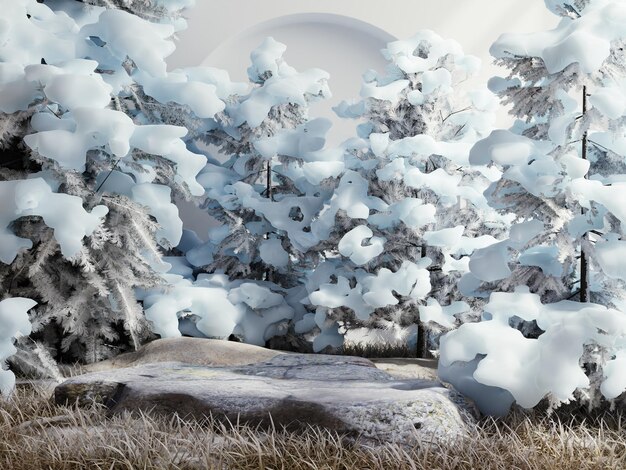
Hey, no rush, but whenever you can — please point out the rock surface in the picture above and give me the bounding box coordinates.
[57,349,476,446]
[83,337,285,372]
[370,358,439,381]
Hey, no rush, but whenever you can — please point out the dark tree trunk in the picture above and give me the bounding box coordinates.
[416,320,430,358]
[265,159,274,283]
[580,86,589,303]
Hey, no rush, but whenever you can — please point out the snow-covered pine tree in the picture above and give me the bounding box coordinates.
[188,38,331,282]
[459,0,626,308]
[306,31,505,355]
[439,0,626,415]
[0,0,220,362]
[161,37,337,348]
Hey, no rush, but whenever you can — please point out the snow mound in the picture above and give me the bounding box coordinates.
[439,287,626,415]
[0,297,36,396]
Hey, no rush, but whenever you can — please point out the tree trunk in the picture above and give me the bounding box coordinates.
[580,86,589,303]
[266,160,272,201]
[416,320,430,358]
[265,159,274,283]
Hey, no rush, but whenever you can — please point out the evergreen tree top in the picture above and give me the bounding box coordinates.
[492,0,626,75]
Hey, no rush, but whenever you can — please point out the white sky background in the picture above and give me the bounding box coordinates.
[167,0,558,238]
[169,1,558,72]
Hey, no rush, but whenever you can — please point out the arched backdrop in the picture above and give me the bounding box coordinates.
[167,1,557,239]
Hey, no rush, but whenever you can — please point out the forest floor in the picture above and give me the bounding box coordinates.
[1,380,626,470]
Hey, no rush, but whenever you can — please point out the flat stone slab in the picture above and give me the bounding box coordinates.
[56,353,476,446]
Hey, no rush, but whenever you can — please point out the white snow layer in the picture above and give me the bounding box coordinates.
[309,260,431,320]
[338,226,386,266]
[3,0,212,201]
[0,178,108,264]
[143,271,294,346]
[491,0,626,74]
[235,38,331,128]
[0,298,36,396]
[439,287,626,415]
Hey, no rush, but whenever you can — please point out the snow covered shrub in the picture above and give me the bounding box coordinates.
[305,31,507,354]
[440,0,626,414]
[144,37,337,347]
[0,298,36,396]
[440,288,626,416]
[0,0,221,362]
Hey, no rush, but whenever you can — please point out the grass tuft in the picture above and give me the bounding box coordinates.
[339,341,416,358]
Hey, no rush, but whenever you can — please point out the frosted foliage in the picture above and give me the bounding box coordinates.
[81,10,176,78]
[492,0,626,74]
[136,70,226,118]
[131,184,182,247]
[307,29,506,346]
[544,0,593,16]
[228,283,284,310]
[439,288,626,415]
[0,298,36,396]
[381,30,480,77]
[189,35,336,324]
[1,59,112,114]
[254,118,331,161]
[143,272,294,346]
[312,170,387,241]
[96,172,184,248]
[26,106,131,170]
[470,0,626,307]
[309,260,431,320]
[468,220,543,283]
[144,278,239,339]
[602,351,626,399]
[338,226,386,266]
[571,179,626,225]
[259,238,289,268]
[236,72,330,128]
[0,179,108,263]
[0,1,76,69]
[441,0,626,416]
[593,237,626,281]
[225,182,325,252]
[247,37,288,83]
[0,0,194,102]
[0,0,228,366]
[19,119,206,221]
[420,299,470,329]
[589,85,626,120]
[3,0,210,195]
[26,110,207,195]
[131,126,207,196]
[469,130,572,197]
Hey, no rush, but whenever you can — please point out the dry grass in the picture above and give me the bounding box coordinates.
[2,384,626,469]
[340,341,416,359]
